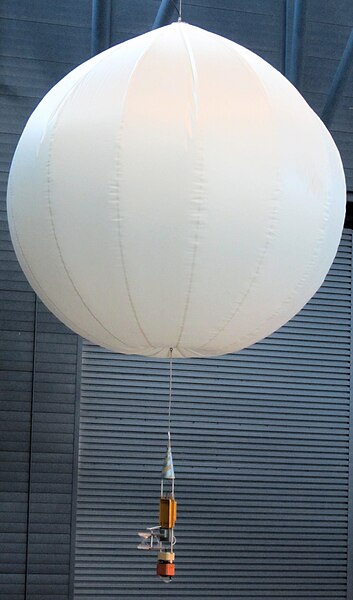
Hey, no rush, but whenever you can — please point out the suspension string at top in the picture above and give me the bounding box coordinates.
[172,0,182,22]
[168,347,173,441]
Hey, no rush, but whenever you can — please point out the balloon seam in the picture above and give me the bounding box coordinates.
[110,39,159,346]
[197,41,282,351]
[45,55,139,350]
[109,31,167,349]
[6,204,112,346]
[216,126,335,355]
[175,22,205,350]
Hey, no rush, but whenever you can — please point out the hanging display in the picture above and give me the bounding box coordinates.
[7,22,346,358]
[137,435,176,582]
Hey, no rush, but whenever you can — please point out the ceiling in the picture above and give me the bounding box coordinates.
[0,0,352,201]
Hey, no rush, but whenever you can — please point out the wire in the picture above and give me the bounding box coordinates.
[168,348,173,440]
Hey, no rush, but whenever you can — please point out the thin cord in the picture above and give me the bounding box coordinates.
[171,0,182,22]
[168,348,173,440]
[171,0,178,12]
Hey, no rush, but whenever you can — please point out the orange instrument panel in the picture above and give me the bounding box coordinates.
[159,497,177,529]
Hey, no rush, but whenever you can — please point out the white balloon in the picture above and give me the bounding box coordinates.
[7,23,346,358]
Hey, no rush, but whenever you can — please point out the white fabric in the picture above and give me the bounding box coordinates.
[7,23,346,358]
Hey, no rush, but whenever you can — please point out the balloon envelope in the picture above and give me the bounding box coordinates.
[7,23,346,358]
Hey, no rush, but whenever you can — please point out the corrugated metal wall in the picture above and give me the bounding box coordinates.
[75,231,352,599]
[24,302,81,600]
[0,290,81,600]
[0,215,35,600]
[0,3,88,598]
[0,229,81,599]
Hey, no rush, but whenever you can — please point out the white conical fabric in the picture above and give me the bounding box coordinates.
[161,445,175,480]
[7,23,346,358]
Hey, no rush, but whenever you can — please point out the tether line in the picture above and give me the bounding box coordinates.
[168,348,173,440]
